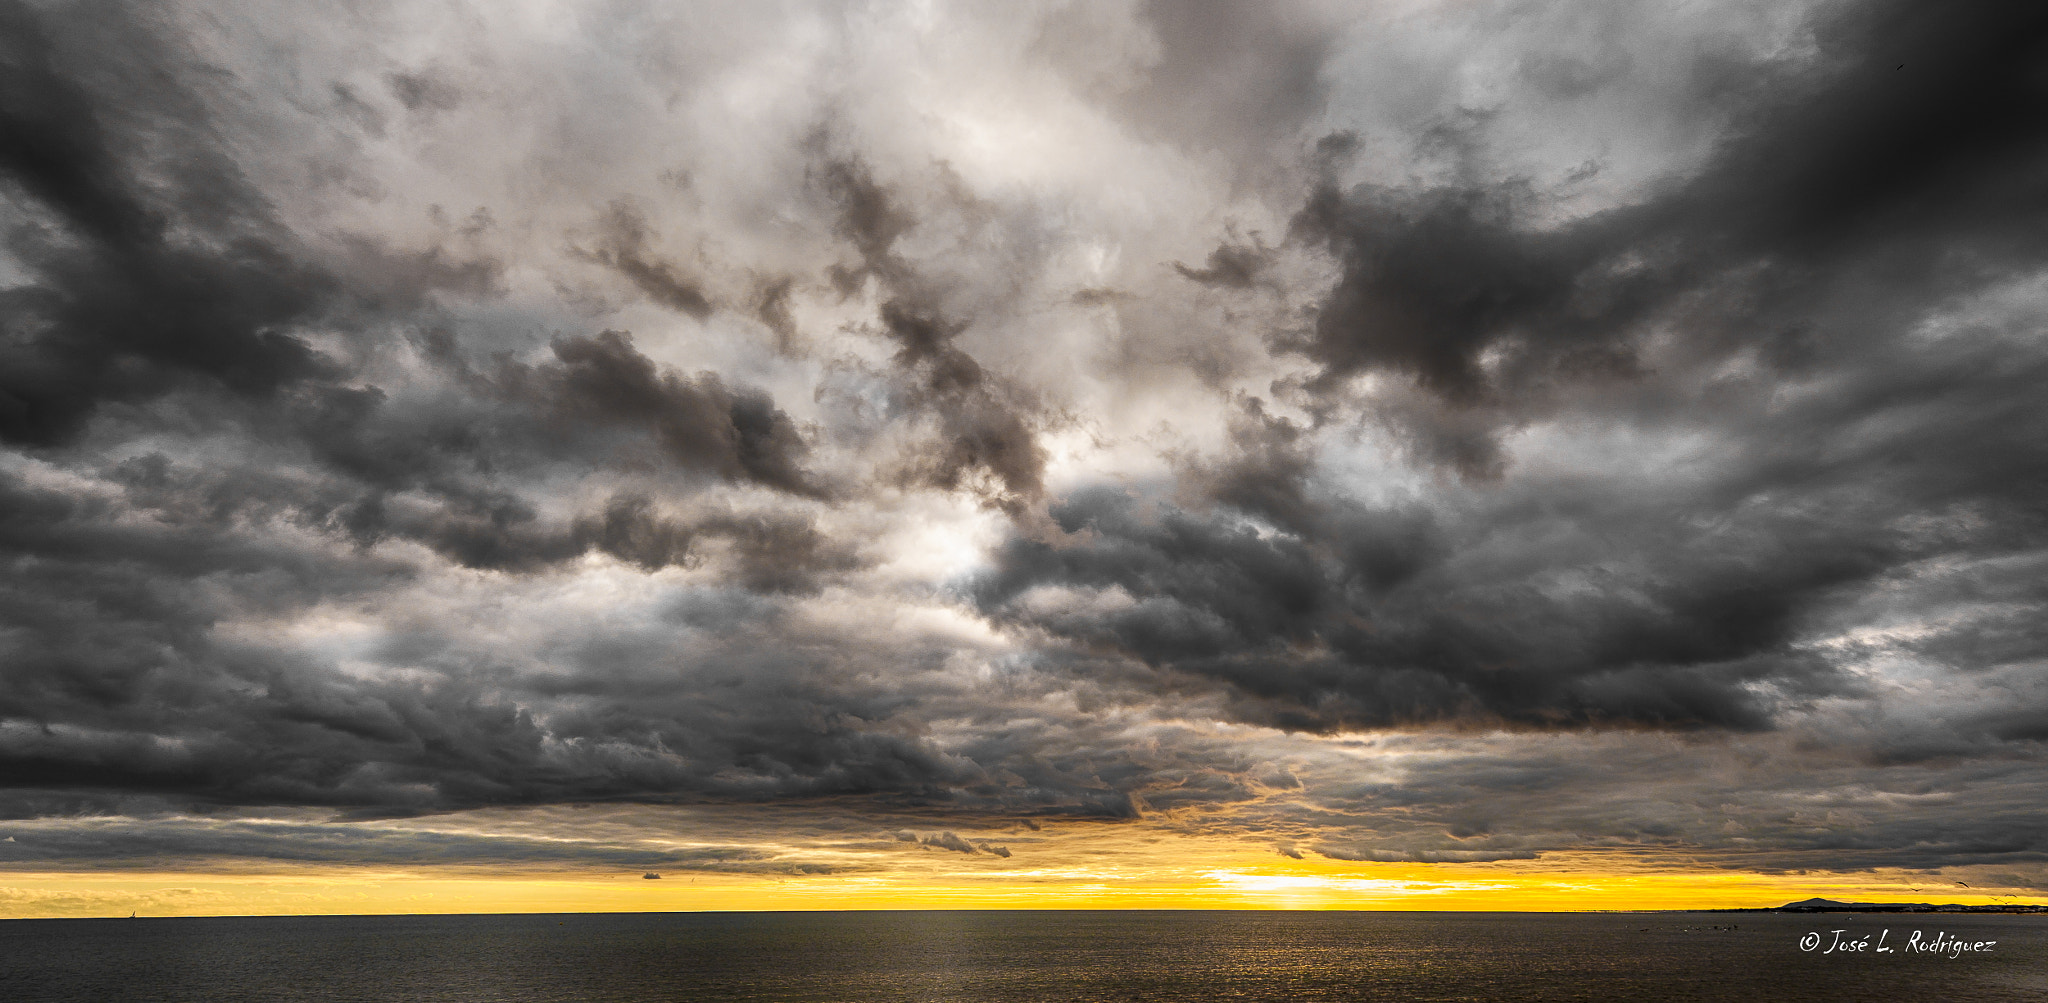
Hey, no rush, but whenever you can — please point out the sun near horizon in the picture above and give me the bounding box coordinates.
[7,851,2033,920]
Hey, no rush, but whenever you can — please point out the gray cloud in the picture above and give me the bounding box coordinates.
[499,328,826,499]
[975,0,2048,742]
[0,813,831,873]
[1286,1,2048,466]
[919,830,976,854]
[0,3,334,446]
[0,0,2044,886]
[1044,0,1332,174]
[817,157,1049,513]
[1173,236,1273,290]
[577,200,715,320]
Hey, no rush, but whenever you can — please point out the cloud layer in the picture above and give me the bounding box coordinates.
[2,0,2046,887]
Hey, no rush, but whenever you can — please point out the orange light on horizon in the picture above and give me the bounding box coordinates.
[2,856,2030,920]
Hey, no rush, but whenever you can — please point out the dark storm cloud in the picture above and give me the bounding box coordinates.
[577,200,715,320]
[500,329,826,498]
[1287,0,2048,459]
[688,510,864,594]
[817,158,1047,512]
[918,830,976,854]
[2,363,924,811]
[976,0,2048,736]
[4,383,1169,816]
[267,324,832,573]
[0,1,908,820]
[0,2,336,446]
[82,341,835,581]
[0,815,828,872]
[0,465,417,740]
[1252,732,2048,873]
[1,0,2045,886]
[0,0,821,483]
[0,572,968,810]
[975,412,1940,732]
[0,2,503,455]
[875,299,1046,509]
[0,0,840,582]
[981,361,1902,734]
[1173,235,1272,290]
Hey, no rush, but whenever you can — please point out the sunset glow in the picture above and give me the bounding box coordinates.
[3,0,2046,929]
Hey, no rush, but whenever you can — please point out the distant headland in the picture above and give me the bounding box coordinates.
[1722,898,2048,914]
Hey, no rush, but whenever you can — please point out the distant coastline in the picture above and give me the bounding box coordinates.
[1707,898,2048,914]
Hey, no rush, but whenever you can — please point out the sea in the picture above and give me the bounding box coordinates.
[4,910,2045,1002]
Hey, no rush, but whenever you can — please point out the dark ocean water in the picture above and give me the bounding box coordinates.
[3,910,2045,1002]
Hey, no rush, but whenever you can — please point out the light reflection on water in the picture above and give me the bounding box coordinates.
[3,910,2045,1002]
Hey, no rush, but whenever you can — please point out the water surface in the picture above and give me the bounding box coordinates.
[5,910,2044,1001]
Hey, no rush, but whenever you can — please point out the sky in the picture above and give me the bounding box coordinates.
[2,0,2047,918]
